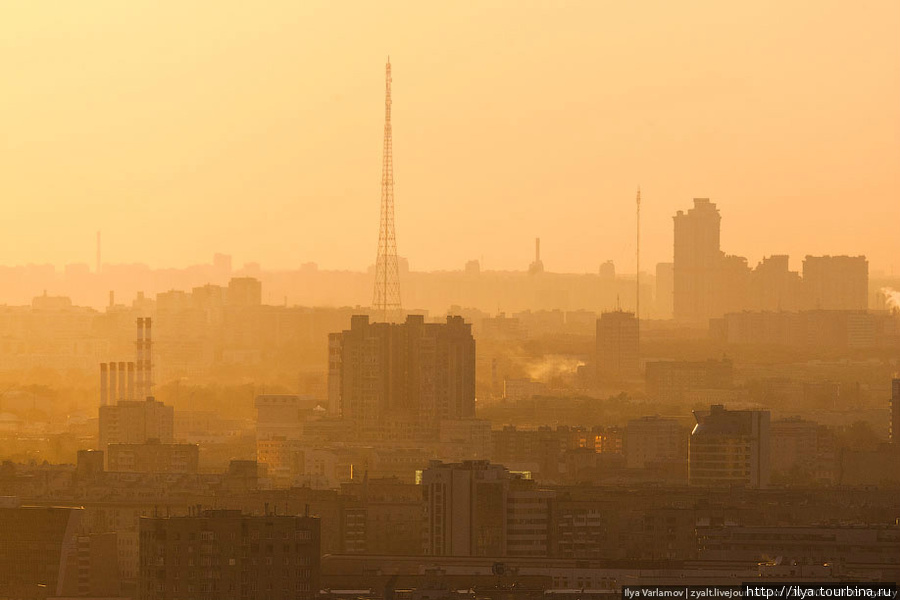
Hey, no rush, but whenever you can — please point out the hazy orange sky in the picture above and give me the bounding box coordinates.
[2,1,898,275]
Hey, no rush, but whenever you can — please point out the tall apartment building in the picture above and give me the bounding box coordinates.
[328,314,476,441]
[750,255,802,311]
[801,255,868,310]
[673,198,722,322]
[0,505,83,598]
[595,310,640,381]
[421,460,554,557]
[139,510,320,600]
[689,404,770,488]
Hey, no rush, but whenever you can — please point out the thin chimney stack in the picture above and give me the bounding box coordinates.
[136,317,153,400]
[100,363,108,407]
[98,317,153,408]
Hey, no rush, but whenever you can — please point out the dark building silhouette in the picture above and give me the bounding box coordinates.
[673,198,722,322]
[689,404,770,488]
[595,310,639,381]
[328,314,475,441]
[750,254,801,311]
[528,237,545,275]
[139,510,320,600]
[0,505,83,598]
[421,460,554,557]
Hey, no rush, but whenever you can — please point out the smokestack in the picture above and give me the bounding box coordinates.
[100,363,108,407]
[145,318,153,397]
[109,291,114,308]
[136,318,144,399]
[108,363,118,404]
[118,362,126,402]
[96,231,101,274]
[127,362,135,401]
[535,237,541,262]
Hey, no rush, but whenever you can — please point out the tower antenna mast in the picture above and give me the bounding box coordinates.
[636,186,641,324]
[372,57,402,322]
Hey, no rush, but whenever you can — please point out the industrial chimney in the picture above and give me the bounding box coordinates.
[100,363,108,407]
[117,362,126,402]
[127,362,135,401]
[136,318,145,399]
[108,362,118,404]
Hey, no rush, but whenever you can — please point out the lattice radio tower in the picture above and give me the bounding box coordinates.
[636,185,641,325]
[372,58,402,322]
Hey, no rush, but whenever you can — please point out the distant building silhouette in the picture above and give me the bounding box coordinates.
[655,262,674,318]
[528,237,545,275]
[645,359,733,403]
[595,310,640,381]
[599,260,615,280]
[673,199,722,322]
[227,276,262,307]
[801,255,868,310]
[750,254,801,311]
[716,309,889,349]
[98,398,174,457]
[328,314,475,442]
[107,440,199,473]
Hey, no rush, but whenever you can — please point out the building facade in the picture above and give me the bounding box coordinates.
[595,310,640,381]
[801,255,868,311]
[329,314,476,441]
[107,441,199,474]
[139,510,320,600]
[673,198,722,322]
[689,404,771,488]
[99,398,175,454]
[421,460,554,558]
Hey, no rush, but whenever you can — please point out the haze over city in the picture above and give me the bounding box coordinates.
[1,2,899,598]
[2,1,898,274]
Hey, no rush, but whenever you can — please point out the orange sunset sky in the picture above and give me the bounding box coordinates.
[1,1,898,274]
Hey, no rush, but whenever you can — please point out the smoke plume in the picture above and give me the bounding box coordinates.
[526,355,584,382]
[881,287,900,313]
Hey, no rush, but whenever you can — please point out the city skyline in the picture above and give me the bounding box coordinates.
[1,1,898,274]
[2,3,900,596]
